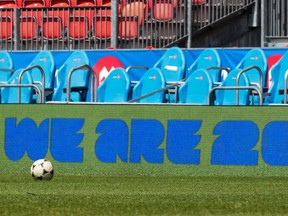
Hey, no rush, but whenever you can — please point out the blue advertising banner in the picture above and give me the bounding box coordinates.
[9,48,288,82]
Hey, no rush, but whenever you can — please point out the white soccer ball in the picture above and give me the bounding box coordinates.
[31,159,54,180]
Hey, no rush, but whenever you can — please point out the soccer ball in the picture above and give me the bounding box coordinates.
[31,159,54,180]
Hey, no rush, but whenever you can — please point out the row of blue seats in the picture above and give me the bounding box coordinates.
[0,47,286,104]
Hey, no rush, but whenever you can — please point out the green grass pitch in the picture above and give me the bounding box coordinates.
[1,174,288,216]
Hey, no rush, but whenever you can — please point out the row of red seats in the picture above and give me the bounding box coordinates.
[0,0,178,27]
[0,14,139,41]
[0,0,183,9]
[0,0,110,8]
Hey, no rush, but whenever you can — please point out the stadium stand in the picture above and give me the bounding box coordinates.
[97,67,130,102]
[178,68,213,105]
[0,0,260,50]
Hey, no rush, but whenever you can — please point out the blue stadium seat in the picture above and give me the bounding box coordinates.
[0,51,13,83]
[178,68,213,105]
[264,51,288,104]
[25,50,56,101]
[97,68,130,102]
[132,68,166,103]
[235,48,267,88]
[153,46,186,102]
[186,48,221,84]
[52,51,90,102]
[153,46,186,83]
[1,69,33,104]
[215,68,250,105]
[27,50,56,90]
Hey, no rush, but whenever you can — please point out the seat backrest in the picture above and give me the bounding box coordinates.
[132,67,166,103]
[68,16,89,39]
[186,48,221,83]
[153,0,174,21]
[118,16,139,39]
[153,46,185,82]
[93,15,111,39]
[97,68,130,102]
[178,68,213,105]
[0,17,13,40]
[42,16,64,39]
[26,50,56,90]
[264,51,288,104]
[236,48,267,87]
[215,68,250,105]
[0,51,13,83]
[50,0,70,6]
[23,0,45,7]
[1,68,33,104]
[74,0,95,5]
[52,50,90,102]
[20,16,38,40]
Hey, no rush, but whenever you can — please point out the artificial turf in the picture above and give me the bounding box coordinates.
[0,175,287,216]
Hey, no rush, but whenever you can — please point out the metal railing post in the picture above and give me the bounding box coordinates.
[110,0,118,48]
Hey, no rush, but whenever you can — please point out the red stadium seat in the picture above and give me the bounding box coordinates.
[68,16,89,40]
[20,16,39,40]
[152,0,174,22]
[192,0,206,4]
[48,0,71,27]
[0,0,18,7]
[42,16,63,39]
[0,16,13,40]
[42,16,65,49]
[121,1,147,26]
[71,0,96,27]
[118,16,138,40]
[96,0,123,16]
[0,1,18,25]
[93,15,111,40]
[21,0,45,27]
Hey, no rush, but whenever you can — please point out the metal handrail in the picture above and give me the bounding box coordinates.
[66,64,97,102]
[0,83,43,104]
[283,70,288,104]
[127,79,186,103]
[18,65,46,103]
[207,86,263,105]
[236,65,263,105]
